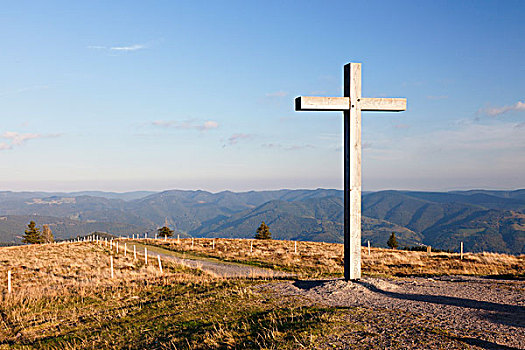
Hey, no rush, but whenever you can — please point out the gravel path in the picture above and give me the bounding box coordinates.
[132,242,291,278]
[266,276,525,349]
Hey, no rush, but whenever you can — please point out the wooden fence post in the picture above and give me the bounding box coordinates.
[177,234,180,244]
[191,237,194,248]
[294,241,297,254]
[427,246,431,255]
[212,239,215,250]
[145,247,148,265]
[367,240,371,256]
[134,245,137,260]
[124,243,127,256]
[7,270,11,294]
[250,240,253,253]
[157,255,163,274]
[110,256,114,279]
[116,242,119,254]
[460,242,464,260]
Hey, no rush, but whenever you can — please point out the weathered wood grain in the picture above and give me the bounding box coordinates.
[360,97,406,111]
[295,96,349,111]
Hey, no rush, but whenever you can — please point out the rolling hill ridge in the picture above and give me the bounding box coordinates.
[0,189,523,253]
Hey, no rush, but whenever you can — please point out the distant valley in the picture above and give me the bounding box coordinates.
[0,189,523,254]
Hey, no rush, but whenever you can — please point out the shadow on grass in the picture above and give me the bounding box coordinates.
[452,336,523,350]
[291,278,524,330]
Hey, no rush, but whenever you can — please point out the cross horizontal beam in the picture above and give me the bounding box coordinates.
[295,96,406,112]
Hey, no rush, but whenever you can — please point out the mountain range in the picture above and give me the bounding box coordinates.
[0,188,523,254]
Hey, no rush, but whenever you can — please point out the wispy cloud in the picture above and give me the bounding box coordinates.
[88,43,147,53]
[265,91,288,98]
[0,131,62,151]
[2,131,41,145]
[227,133,252,145]
[262,143,314,151]
[110,44,146,51]
[151,119,219,131]
[481,101,525,117]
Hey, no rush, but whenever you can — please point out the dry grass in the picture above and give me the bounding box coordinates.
[0,241,212,345]
[365,248,525,277]
[0,241,202,302]
[142,238,525,278]
[0,240,521,348]
[0,242,344,349]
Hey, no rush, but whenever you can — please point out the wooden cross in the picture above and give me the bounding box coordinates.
[295,62,406,280]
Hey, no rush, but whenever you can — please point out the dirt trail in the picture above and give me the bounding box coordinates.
[267,276,525,349]
[128,241,291,278]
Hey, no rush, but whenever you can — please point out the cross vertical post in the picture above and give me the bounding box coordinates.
[344,63,362,280]
[295,62,406,281]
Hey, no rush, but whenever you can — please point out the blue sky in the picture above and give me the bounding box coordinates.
[0,0,523,192]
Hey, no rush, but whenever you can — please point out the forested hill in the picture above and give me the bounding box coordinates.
[0,189,523,254]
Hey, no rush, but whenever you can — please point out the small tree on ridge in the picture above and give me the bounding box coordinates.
[158,225,174,238]
[387,232,398,249]
[22,221,43,244]
[255,221,272,240]
[42,224,54,243]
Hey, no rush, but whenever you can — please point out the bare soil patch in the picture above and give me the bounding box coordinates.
[265,276,525,349]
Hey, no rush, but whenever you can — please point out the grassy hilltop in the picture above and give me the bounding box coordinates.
[0,239,523,349]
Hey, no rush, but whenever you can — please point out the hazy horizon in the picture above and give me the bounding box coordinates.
[0,184,523,195]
